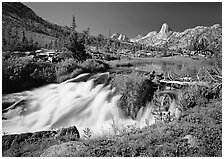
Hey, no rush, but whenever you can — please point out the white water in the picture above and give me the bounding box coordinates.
[2,73,165,137]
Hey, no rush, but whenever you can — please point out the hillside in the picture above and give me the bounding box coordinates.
[2,2,71,49]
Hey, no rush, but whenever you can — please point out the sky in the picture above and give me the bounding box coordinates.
[23,2,222,38]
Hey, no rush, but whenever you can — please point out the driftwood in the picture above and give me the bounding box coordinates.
[3,97,27,113]
[159,79,211,87]
[214,75,222,79]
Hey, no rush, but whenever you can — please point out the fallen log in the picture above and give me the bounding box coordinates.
[159,80,211,87]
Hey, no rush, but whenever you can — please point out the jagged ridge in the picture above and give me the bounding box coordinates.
[130,23,221,50]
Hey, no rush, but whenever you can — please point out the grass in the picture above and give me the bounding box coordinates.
[107,55,205,68]
[107,55,211,81]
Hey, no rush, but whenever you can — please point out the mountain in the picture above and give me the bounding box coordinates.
[131,23,222,51]
[130,23,173,46]
[2,2,71,50]
[130,35,143,43]
[111,33,130,42]
[167,24,222,50]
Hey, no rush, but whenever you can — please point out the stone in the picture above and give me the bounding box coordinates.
[182,135,199,148]
[56,126,80,139]
[2,126,80,157]
[40,141,86,157]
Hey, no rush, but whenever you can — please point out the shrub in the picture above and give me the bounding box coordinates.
[179,84,221,111]
[2,56,55,93]
[2,54,111,93]
[78,59,109,72]
[55,58,110,83]
[111,72,157,119]
[66,31,90,61]
[55,58,79,77]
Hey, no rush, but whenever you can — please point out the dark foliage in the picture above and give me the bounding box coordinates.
[111,72,158,119]
[66,31,91,61]
[2,55,109,93]
[2,56,56,93]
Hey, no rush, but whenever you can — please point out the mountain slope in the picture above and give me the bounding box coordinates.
[2,2,70,37]
[2,2,71,49]
[168,24,222,50]
[130,35,143,43]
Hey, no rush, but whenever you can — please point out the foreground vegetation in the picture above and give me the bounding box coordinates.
[73,100,221,157]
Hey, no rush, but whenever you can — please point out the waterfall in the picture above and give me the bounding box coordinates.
[2,73,162,137]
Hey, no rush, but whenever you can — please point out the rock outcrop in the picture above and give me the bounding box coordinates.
[159,23,171,34]
[40,141,86,157]
[2,126,80,157]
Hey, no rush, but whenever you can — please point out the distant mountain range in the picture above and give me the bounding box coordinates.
[111,33,129,42]
[111,23,222,51]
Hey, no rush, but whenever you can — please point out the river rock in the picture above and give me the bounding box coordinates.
[2,126,80,157]
[40,141,86,157]
[182,134,199,148]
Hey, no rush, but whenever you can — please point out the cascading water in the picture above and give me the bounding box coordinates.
[2,72,159,137]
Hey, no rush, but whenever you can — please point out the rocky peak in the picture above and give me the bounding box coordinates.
[159,23,171,34]
[111,33,129,41]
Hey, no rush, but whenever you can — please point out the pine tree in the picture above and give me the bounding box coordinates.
[22,30,28,44]
[11,28,20,51]
[2,31,7,46]
[71,14,77,31]
[83,27,90,45]
[67,31,89,60]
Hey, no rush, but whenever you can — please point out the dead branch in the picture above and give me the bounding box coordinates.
[214,75,222,79]
[159,80,210,87]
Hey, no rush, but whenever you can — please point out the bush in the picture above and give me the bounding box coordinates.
[79,59,109,72]
[55,58,79,76]
[179,84,221,111]
[2,56,56,93]
[55,58,110,83]
[3,55,109,93]
[66,31,90,61]
[111,72,157,119]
